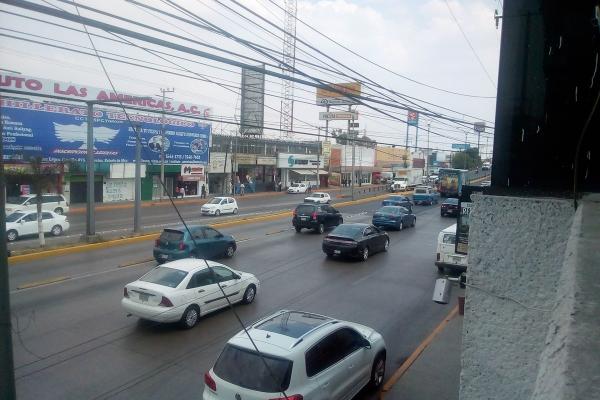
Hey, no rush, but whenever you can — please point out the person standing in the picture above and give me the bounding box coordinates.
[240,182,245,196]
[180,185,186,198]
[201,184,207,198]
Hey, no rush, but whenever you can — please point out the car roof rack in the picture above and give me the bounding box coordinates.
[290,319,339,348]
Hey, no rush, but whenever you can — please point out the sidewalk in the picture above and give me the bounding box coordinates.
[382,308,463,400]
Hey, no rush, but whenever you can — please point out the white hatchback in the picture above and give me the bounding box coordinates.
[304,192,331,204]
[203,310,387,400]
[287,183,309,194]
[5,210,69,242]
[122,259,259,329]
[201,197,238,216]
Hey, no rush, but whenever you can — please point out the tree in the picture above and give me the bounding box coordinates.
[451,148,482,170]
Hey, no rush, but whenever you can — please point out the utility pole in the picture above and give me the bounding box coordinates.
[349,105,355,200]
[159,88,175,201]
[405,119,409,151]
[426,123,430,176]
[316,127,321,189]
[0,107,17,400]
[464,132,468,170]
[133,125,142,234]
[325,105,331,179]
[86,101,95,239]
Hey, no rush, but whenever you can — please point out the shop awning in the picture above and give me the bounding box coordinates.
[291,169,328,175]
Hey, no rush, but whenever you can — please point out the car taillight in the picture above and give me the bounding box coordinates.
[204,371,216,391]
[155,239,160,247]
[178,242,187,250]
[123,287,129,298]
[269,395,303,400]
[158,296,173,307]
[437,253,440,261]
[311,211,317,220]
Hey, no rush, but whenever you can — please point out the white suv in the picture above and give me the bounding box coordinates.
[5,194,69,215]
[203,310,386,400]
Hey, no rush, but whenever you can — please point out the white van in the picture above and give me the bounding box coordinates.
[435,224,468,273]
[5,194,70,215]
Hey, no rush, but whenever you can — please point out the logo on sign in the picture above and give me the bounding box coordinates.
[148,135,171,153]
[190,138,208,154]
[407,111,419,126]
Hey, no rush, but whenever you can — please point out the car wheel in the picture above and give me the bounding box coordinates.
[361,247,369,261]
[383,238,389,251]
[51,225,63,236]
[215,209,221,216]
[316,223,325,234]
[369,353,386,390]
[180,306,199,329]
[242,284,256,304]
[225,245,235,258]
[295,226,302,233]
[233,208,238,215]
[399,221,404,231]
[54,207,63,215]
[7,230,18,242]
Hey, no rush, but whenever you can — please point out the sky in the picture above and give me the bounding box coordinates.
[0,0,502,157]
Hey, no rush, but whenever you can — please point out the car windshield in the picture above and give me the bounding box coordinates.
[444,198,459,205]
[139,267,188,288]
[330,224,363,238]
[159,230,184,242]
[6,196,28,205]
[290,183,299,187]
[208,198,223,204]
[6,212,25,222]
[379,206,399,214]
[390,196,405,201]
[213,344,293,392]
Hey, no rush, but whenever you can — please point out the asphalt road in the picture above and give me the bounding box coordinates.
[9,196,461,400]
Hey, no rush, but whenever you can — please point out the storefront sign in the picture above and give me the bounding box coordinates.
[181,164,205,180]
[20,184,30,195]
[277,153,324,169]
[256,156,276,165]
[104,178,134,202]
[208,152,232,173]
[235,154,257,165]
[1,98,211,164]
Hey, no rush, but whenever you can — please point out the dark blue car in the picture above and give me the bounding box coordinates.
[382,195,413,208]
[372,206,416,230]
[153,225,236,263]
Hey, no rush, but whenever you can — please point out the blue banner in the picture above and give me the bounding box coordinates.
[451,143,470,150]
[1,98,211,164]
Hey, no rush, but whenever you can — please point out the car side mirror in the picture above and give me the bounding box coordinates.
[361,338,372,349]
[233,273,241,280]
[19,220,25,224]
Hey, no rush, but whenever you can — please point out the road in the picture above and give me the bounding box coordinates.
[9,197,461,399]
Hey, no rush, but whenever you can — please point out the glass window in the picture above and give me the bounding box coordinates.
[364,227,374,236]
[139,267,188,288]
[42,212,53,220]
[192,229,204,240]
[295,204,316,214]
[212,265,234,282]
[159,229,184,242]
[379,206,399,214]
[23,213,37,222]
[6,212,26,222]
[398,207,409,214]
[213,344,292,392]
[187,270,215,289]
[203,228,221,239]
[331,224,362,238]
[305,328,363,377]
[443,234,456,244]
[208,198,223,204]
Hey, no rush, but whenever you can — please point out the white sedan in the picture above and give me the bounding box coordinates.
[304,192,331,204]
[201,197,238,216]
[5,210,69,242]
[287,182,310,193]
[122,259,260,329]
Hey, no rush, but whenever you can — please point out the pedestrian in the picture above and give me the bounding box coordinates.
[180,186,186,198]
[278,181,282,192]
[201,184,206,199]
[240,182,245,196]
[175,187,181,199]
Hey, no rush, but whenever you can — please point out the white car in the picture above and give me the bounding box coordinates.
[304,192,331,204]
[5,193,69,215]
[122,259,260,329]
[389,179,408,192]
[201,197,238,216]
[203,310,387,400]
[5,210,70,242]
[287,183,310,194]
[435,224,468,273]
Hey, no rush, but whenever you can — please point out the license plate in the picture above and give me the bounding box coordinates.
[139,293,149,302]
[334,250,341,255]
[159,254,168,260]
[300,216,308,221]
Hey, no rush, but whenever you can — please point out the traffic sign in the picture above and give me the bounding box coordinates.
[474,122,486,132]
[319,111,358,120]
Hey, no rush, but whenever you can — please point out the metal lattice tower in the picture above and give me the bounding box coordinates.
[280,0,297,139]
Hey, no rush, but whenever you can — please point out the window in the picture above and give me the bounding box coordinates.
[212,265,234,282]
[364,227,374,236]
[203,228,221,239]
[6,212,25,223]
[186,270,215,289]
[139,267,188,288]
[23,213,37,222]
[228,198,234,204]
[398,207,409,214]
[443,233,456,244]
[305,328,364,377]
[43,195,59,203]
[192,229,204,240]
[159,229,184,242]
[42,212,53,220]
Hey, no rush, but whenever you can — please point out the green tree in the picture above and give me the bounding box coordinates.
[451,148,481,170]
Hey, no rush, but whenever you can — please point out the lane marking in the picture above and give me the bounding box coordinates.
[379,305,459,398]
[17,276,71,290]
[119,258,155,268]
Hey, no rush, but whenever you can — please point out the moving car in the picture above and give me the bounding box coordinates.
[122,259,259,329]
[481,161,491,170]
[389,178,408,192]
[435,224,468,273]
[382,195,413,208]
[287,182,310,194]
[203,310,386,400]
[303,192,331,204]
[372,206,416,230]
[5,210,69,242]
[292,203,343,234]
[412,186,440,205]
[201,197,238,216]
[5,193,69,215]
[153,225,236,263]
[322,223,389,261]
[440,198,460,217]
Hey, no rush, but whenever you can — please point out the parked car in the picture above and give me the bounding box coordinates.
[322,223,389,261]
[372,206,416,230]
[480,180,491,187]
[435,224,468,273]
[5,210,69,241]
[122,259,259,329]
[153,225,236,263]
[382,195,413,208]
[304,192,331,204]
[201,197,238,216]
[203,310,386,399]
[412,186,440,205]
[287,182,310,194]
[5,193,69,215]
[440,198,460,217]
[293,203,342,234]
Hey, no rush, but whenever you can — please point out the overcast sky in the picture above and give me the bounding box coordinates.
[0,0,502,156]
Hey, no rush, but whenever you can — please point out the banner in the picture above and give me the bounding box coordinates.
[407,110,419,126]
[316,82,361,105]
[1,98,211,164]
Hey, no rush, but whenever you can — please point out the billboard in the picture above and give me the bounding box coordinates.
[407,110,419,126]
[1,98,211,164]
[0,72,211,117]
[316,82,361,105]
[240,67,265,136]
[452,143,471,150]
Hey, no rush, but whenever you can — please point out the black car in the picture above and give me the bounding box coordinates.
[293,203,343,234]
[381,195,413,208]
[441,198,460,217]
[322,223,389,261]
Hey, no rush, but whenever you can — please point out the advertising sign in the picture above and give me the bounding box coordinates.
[456,201,472,255]
[1,98,211,164]
[0,73,211,117]
[316,82,361,105]
[181,164,205,178]
[407,110,419,126]
[277,153,323,169]
[318,111,358,120]
[452,143,471,150]
[240,67,265,136]
[474,122,486,133]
